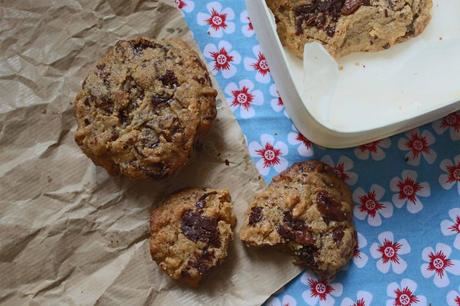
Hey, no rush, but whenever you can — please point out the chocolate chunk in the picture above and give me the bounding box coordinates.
[141,163,167,179]
[138,127,159,149]
[332,227,345,244]
[181,210,221,247]
[277,225,296,240]
[294,229,315,246]
[383,43,391,49]
[131,39,154,56]
[196,191,218,209]
[96,96,113,114]
[248,207,263,225]
[111,130,119,141]
[151,96,171,107]
[294,245,318,266]
[84,119,90,126]
[316,190,348,221]
[341,0,364,15]
[283,211,306,231]
[159,70,179,88]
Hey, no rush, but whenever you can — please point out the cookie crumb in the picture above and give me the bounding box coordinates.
[224,159,230,166]
[439,36,443,40]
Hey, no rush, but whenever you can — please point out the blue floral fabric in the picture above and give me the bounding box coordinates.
[177,0,460,305]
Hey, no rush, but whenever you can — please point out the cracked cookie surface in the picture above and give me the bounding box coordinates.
[74,37,217,179]
[150,188,235,287]
[267,0,432,58]
[240,160,357,279]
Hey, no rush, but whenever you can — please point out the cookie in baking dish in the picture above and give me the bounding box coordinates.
[74,37,217,179]
[149,188,236,287]
[267,0,432,58]
[240,160,357,279]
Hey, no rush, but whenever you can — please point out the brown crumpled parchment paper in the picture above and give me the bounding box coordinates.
[0,0,301,305]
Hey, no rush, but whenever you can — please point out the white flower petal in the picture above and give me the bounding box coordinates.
[274,157,289,173]
[224,22,236,34]
[288,132,301,145]
[221,64,237,79]
[390,177,401,192]
[385,300,394,306]
[302,290,319,306]
[449,208,460,220]
[422,247,434,261]
[422,150,437,164]
[437,243,452,257]
[446,260,460,275]
[256,72,271,84]
[283,295,297,306]
[340,297,354,306]
[197,12,211,25]
[380,138,392,148]
[370,243,381,259]
[206,1,222,12]
[371,184,386,199]
[352,187,366,203]
[377,259,391,273]
[451,128,460,141]
[371,148,386,161]
[224,82,238,96]
[406,197,423,214]
[416,295,427,306]
[398,239,411,255]
[338,155,354,170]
[346,172,358,186]
[357,232,367,248]
[434,271,449,288]
[422,130,435,145]
[209,27,223,38]
[354,206,367,220]
[454,235,460,250]
[203,43,218,58]
[266,297,281,306]
[398,137,410,151]
[276,141,289,156]
[320,295,334,306]
[447,290,460,306]
[256,158,270,176]
[407,153,421,166]
[300,272,316,285]
[244,57,255,71]
[454,154,460,164]
[432,120,446,134]
[358,291,373,305]
[440,158,454,171]
[368,212,382,227]
[420,263,435,278]
[298,144,314,157]
[271,99,284,112]
[248,141,263,157]
[260,134,274,146]
[354,148,370,160]
[386,282,399,297]
[418,182,431,197]
[240,106,255,119]
[240,10,249,22]
[392,257,407,274]
[221,7,235,20]
[353,252,368,268]
[331,282,343,297]
[400,278,418,292]
[380,202,393,218]
[239,79,254,91]
[321,155,334,167]
[392,194,406,208]
[218,40,232,51]
[402,169,418,180]
[252,90,264,105]
[378,231,394,244]
[439,174,455,190]
[230,50,241,64]
[441,220,455,236]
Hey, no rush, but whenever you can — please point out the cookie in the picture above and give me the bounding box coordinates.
[240,160,356,279]
[74,37,217,179]
[149,188,236,287]
[267,0,432,58]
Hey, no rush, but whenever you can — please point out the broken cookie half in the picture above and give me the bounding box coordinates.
[150,188,236,287]
[240,160,357,279]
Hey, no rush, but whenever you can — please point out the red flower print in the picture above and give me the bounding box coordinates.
[405,132,429,159]
[210,48,234,71]
[175,0,186,9]
[207,8,228,31]
[378,239,402,264]
[394,287,419,306]
[427,250,453,278]
[448,216,460,234]
[397,177,422,204]
[251,52,270,76]
[455,295,460,306]
[359,141,379,153]
[441,113,460,132]
[358,191,385,218]
[353,244,361,258]
[446,162,460,183]
[296,133,312,149]
[308,279,333,301]
[353,298,366,306]
[231,86,254,111]
[256,143,281,168]
[247,17,254,31]
[278,95,284,106]
[334,162,350,182]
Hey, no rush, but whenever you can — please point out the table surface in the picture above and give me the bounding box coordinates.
[179,0,460,305]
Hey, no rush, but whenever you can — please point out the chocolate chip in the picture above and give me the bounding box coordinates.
[332,227,345,244]
[159,70,179,88]
[248,207,263,225]
[294,245,318,266]
[294,229,315,246]
[84,119,90,126]
[181,210,221,247]
[97,96,113,114]
[277,225,296,240]
[283,211,306,231]
[383,43,391,49]
[131,39,154,56]
[151,96,170,106]
[316,190,348,222]
[384,9,389,17]
[111,130,119,141]
[326,26,336,37]
[196,191,218,209]
[341,0,364,15]
[141,163,167,179]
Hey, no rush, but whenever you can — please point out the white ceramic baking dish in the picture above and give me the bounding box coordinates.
[246,0,460,148]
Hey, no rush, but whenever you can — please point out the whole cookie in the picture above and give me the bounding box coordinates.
[74,37,217,179]
[240,160,357,279]
[150,188,236,287]
[267,0,432,58]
